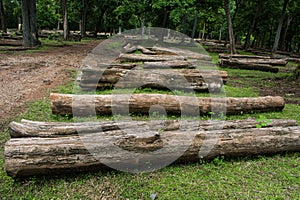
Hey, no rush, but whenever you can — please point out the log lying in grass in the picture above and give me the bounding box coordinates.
[50,93,285,116]
[79,68,227,92]
[0,39,23,46]
[219,54,288,66]
[219,59,279,73]
[143,60,195,69]
[5,118,300,177]
[124,45,156,55]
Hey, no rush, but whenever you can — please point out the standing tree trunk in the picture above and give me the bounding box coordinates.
[80,0,87,38]
[0,0,7,33]
[272,0,289,54]
[21,0,39,47]
[244,0,262,50]
[191,10,198,39]
[224,0,237,54]
[61,0,69,40]
[279,15,292,51]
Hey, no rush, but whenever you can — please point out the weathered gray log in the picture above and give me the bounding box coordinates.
[50,93,285,116]
[143,60,195,69]
[79,68,227,92]
[5,119,300,177]
[149,46,212,61]
[219,54,288,66]
[0,39,23,46]
[124,45,156,55]
[219,59,279,73]
[118,53,186,62]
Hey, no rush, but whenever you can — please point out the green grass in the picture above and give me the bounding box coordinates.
[0,47,299,199]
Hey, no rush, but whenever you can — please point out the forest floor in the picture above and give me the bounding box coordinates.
[0,40,100,130]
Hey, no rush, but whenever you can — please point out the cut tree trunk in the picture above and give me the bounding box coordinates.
[79,68,227,92]
[219,54,288,66]
[118,53,186,62]
[143,60,195,69]
[219,59,279,73]
[50,93,285,116]
[5,118,300,177]
[0,39,23,46]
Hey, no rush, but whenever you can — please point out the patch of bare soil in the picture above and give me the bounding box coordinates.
[257,77,300,105]
[0,40,100,130]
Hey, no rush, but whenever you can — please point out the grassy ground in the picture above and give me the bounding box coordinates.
[0,48,299,199]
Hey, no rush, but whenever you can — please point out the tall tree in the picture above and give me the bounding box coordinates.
[272,0,289,53]
[21,0,39,46]
[243,0,262,50]
[80,0,88,37]
[61,0,68,40]
[224,0,236,54]
[0,0,7,33]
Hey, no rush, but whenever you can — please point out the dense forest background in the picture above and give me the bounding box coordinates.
[0,0,299,52]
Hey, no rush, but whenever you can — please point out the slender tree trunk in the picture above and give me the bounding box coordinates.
[61,0,69,40]
[21,0,39,47]
[219,24,222,41]
[224,0,237,54]
[80,0,87,38]
[272,0,289,54]
[244,0,262,50]
[18,15,22,32]
[279,15,292,51]
[201,21,205,41]
[0,0,7,33]
[191,10,198,39]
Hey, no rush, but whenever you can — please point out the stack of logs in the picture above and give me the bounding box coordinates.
[219,54,288,73]
[79,44,227,93]
[4,42,300,177]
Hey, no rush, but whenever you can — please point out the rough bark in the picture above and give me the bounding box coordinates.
[80,0,88,38]
[79,68,227,92]
[0,0,7,33]
[224,0,237,54]
[21,0,39,47]
[219,59,279,73]
[5,119,300,177]
[0,39,23,46]
[118,53,186,62]
[50,93,285,116]
[61,0,69,40]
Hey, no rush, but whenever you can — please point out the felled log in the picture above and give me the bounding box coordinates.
[219,59,279,73]
[0,39,23,46]
[5,119,300,177]
[118,53,186,62]
[143,60,195,69]
[50,93,285,116]
[207,47,229,53]
[124,44,156,55]
[79,68,227,92]
[149,46,212,61]
[219,54,288,66]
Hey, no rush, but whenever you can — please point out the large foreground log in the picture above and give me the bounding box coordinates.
[79,68,227,92]
[118,53,186,62]
[50,93,285,116]
[5,119,300,177]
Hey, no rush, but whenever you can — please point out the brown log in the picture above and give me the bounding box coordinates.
[219,59,279,73]
[0,39,23,46]
[50,93,285,116]
[5,119,300,177]
[79,68,227,92]
[124,45,156,55]
[143,60,195,69]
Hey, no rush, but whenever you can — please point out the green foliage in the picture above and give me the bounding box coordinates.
[256,115,272,128]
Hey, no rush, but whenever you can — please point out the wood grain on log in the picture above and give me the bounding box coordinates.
[79,68,227,92]
[118,53,186,62]
[50,93,285,116]
[5,119,300,177]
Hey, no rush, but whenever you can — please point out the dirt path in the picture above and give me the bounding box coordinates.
[0,40,100,129]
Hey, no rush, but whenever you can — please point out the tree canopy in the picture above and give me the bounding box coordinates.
[0,0,299,51]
